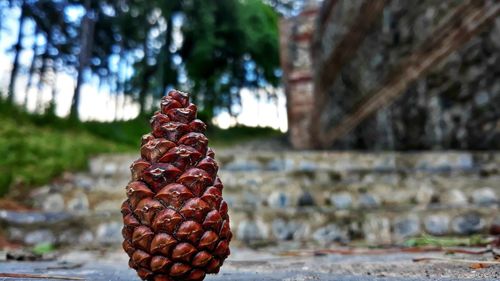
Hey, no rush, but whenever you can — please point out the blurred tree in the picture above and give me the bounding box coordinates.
[125,0,179,116]
[2,0,281,123]
[35,31,50,109]
[7,0,28,104]
[69,0,95,120]
[181,0,280,120]
[28,0,74,112]
[158,1,181,97]
[24,26,40,109]
[267,0,302,16]
[127,0,160,116]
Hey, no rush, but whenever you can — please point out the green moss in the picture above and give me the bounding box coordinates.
[404,234,490,247]
[32,242,55,255]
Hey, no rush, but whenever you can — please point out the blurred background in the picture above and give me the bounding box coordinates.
[0,0,499,262]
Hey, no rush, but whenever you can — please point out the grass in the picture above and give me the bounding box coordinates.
[0,100,283,197]
[207,125,283,147]
[0,102,131,196]
[83,118,150,148]
[84,119,283,148]
[404,235,491,247]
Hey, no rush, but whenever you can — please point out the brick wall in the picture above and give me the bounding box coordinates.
[279,6,318,149]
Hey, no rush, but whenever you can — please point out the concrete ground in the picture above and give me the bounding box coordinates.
[1,247,499,281]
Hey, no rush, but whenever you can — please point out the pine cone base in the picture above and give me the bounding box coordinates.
[122,90,231,281]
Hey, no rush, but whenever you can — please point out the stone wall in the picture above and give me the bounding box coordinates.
[218,151,499,245]
[281,0,500,149]
[1,152,498,248]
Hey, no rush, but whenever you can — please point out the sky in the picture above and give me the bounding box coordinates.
[0,4,288,132]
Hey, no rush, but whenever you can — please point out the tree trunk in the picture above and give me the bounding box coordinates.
[138,70,149,116]
[36,33,51,112]
[70,0,94,121]
[203,82,216,122]
[24,28,40,109]
[114,43,127,121]
[114,86,120,121]
[47,58,60,116]
[138,30,151,116]
[121,55,130,118]
[7,1,27,104]
[161,15,174,96]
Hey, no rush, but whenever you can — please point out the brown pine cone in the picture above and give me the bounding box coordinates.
[122,90,231,281]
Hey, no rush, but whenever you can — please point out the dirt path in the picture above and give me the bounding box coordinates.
[1,247,499,280]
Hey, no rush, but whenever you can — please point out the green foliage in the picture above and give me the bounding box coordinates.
[181,0,281,118]
[240,0,280,85]
[3,0,282,120]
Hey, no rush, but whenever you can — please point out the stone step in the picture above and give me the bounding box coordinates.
[32,170,498,216]
[0,210,122,246]
[229,205,499,245]
[1,204,497,248]
[216,151,500,173]
[31,184,499,221]
[219,170,499,209]
[86,152,500,177]
[12,151,499,249]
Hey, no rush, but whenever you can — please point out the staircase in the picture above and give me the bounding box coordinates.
[1,151,499,248]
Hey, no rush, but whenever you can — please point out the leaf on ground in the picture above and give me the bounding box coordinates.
[414,257,500,265]
[45,261,84,270]
[470,263,490,269]
[32,243,55,255]
[0,273,84,280]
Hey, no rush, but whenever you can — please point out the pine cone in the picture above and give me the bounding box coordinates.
[122,90,231,281]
